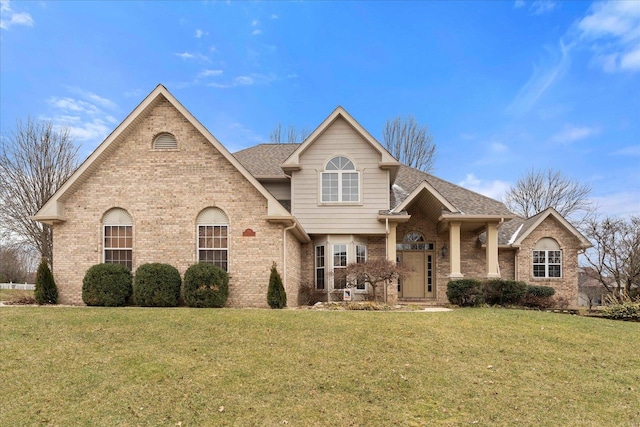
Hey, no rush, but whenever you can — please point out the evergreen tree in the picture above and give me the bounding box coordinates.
[34,259,57,304]
[267,262,286,309]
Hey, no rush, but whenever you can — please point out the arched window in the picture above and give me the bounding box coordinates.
[153,132,178,150]
[103,208,133,270]
[396,232,434,251]
[533,237,562,278]
[197,207,229,271]
[321,156,360,203]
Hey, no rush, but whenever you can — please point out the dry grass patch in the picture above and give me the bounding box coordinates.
[0,307,638,426]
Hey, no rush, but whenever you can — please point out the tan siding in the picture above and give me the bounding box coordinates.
[292,117,388,234]
[262,181,291,200]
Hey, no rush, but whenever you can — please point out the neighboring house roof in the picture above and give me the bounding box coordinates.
[32,85,308,241]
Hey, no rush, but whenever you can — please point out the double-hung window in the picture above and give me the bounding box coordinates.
[321,156,359,203]
[333,244,348,289]
[355,244,367,290]
[315,246,325,290]
[532,238,562,278]
[197,208,229,272]
[103,208,133,270]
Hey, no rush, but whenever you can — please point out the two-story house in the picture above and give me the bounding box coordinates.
[33,85,591,307]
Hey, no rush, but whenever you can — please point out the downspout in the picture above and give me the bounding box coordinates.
[283,221,297,295]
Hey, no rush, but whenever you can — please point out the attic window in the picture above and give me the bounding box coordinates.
[153,133,178,150]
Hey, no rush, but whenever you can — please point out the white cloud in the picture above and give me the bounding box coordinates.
[491,142,508,153]
[459,174,512,200]
[175,51,210,62]
[514,0,525,8]
[44,89,119,147]
[251,19,259,27]
[591,191,640,218]
[195,29,208,38]
[612,145,640,156]
[507,40,571,115]
[270,14,279,20]
[531,1,557,16]
[198,69,223,78]
[251,29,262,36]
[577,0,640,73]
[551,124,599,144]
[208,73,277,89]
[234,76,254,85]
[0,0,34,30]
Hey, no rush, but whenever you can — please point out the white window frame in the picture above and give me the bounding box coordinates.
[332,244,348,290]
[198,224,229,272]
[533,250,562,278]
[320,156,360,203]
[315,245,325,290]
[355,244,367,291]
[103,225,133,270]
[103,208,133,270]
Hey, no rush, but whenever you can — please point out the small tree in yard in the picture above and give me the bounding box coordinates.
[34,259,57,304]
[267,262,286,309]
[343,258,411,303]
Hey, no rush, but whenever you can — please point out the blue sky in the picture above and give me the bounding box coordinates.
[1,0,639,217]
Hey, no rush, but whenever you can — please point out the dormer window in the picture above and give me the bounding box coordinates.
[153,133,178,150]
[321,156,360,203]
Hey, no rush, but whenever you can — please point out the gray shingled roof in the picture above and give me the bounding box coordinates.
[393,165,514,216]
[233,143,298,177]
[234,142,514,218]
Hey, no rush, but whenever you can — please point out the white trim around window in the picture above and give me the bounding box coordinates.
[320,156,360,203]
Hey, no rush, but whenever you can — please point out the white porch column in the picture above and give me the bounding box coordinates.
[449,221,463,278]
[486,222,500,278]
[387,223,397,262]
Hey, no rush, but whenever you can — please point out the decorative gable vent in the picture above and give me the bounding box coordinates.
[153,133,178,149]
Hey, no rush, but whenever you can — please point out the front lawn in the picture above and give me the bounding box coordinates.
[1,307,637,426]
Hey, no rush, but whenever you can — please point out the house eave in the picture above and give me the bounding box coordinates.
[266,216,311,243]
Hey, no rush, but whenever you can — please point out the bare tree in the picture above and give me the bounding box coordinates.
[502,168,594,225]
[583,215,640,299]
[382,115,436,172]
[0,242,37,283]
[340,258,412,303]
[269,123,310,143]
[0,118,78,265]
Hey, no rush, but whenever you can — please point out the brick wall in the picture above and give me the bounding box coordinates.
[53,98,287,307]
[516,216,582,308]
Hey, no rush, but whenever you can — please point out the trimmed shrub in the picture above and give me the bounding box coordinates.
[34,260,57,305]
[183,263,229,308]
[82,263,133,307]
[446,279,483,307]
[133,263,182,307]
[483,279,527,306]
[521,285,556,309]
[267,262,287,309]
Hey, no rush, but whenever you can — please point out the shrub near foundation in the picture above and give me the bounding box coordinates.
[34,260,58,305]
[483,279,527,306]
[82,263,133,306]
[133,263,182,307]
[182,263,229,308]
[446,279,483,307]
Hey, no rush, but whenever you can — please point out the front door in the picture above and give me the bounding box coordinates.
[399,251,434,299]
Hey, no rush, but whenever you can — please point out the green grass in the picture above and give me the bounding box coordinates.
[1,307,638,426]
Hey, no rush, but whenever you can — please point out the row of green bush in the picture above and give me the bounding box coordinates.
[82,262,229,308]
[446,278,556,308]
